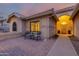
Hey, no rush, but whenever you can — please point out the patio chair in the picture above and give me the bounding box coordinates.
[29,32,35,39]
[24,31,30,39]
[33,32,42,41]
[24,31,42,41]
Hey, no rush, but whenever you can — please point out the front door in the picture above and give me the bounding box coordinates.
[61,24,67,34]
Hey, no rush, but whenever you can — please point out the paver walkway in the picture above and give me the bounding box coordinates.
[0,37,56,56]
[47,36,77,56]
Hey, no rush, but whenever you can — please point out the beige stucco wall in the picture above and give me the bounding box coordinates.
[9,16,23,33]
[8,14,57,40]
[49,17,56,37]
[40,16,50,39]
[25,17,49,39]
[25,15,56,40]
[40,16,56,39]
[74,13,79,38]
[26,20,30,32]
[21,20,26,33]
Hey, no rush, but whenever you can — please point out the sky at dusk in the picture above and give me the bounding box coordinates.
[0,3,76,18]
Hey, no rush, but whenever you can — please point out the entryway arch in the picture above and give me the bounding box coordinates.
[56,15,73,36]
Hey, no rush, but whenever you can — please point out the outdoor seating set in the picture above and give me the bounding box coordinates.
[24,31,42,41]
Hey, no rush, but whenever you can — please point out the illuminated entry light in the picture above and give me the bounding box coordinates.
[61,22,67,25]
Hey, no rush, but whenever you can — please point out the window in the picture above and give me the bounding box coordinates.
[12,22,17,31]
[30,21,40,32]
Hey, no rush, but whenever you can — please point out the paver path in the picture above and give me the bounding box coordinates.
[47,36,77,56]
[0,37,56,56]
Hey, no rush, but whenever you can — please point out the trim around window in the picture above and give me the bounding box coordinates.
[30,21,40,32]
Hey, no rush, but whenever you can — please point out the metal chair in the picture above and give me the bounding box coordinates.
[33,32,41,41]
[24,31,30,39]
[24,31,42,41]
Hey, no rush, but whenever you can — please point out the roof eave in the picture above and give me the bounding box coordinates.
[25,8,54,20]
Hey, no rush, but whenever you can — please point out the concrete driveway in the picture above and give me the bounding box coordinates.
[47,36,77,56]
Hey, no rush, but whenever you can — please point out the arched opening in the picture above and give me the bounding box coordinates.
[56,15,73,36]
[12,22,17,31]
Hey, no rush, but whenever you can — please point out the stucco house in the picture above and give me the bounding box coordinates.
[0,17,5,26]
[7,12,26,33]
[7,4,79,40]
[0,17,9,32]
